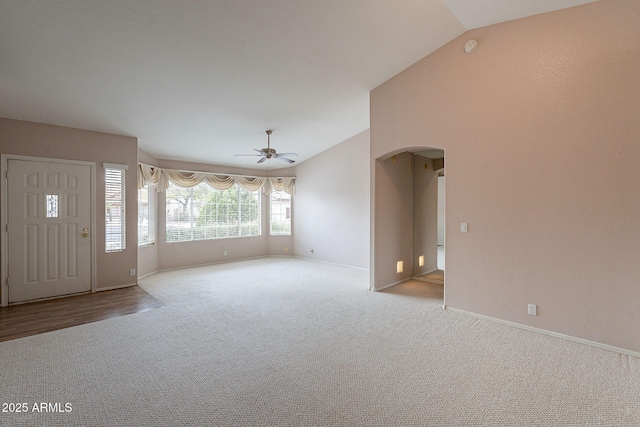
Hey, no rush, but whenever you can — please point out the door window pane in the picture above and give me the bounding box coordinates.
[46,194,59,218]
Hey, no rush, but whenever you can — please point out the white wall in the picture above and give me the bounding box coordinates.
[293,130,370,269]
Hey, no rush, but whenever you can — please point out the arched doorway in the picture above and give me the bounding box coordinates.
[370,147,445,297]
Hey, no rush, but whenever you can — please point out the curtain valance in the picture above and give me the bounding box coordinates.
[137,163,295,195]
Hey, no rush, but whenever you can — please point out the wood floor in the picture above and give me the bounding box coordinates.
[0,286,163,342]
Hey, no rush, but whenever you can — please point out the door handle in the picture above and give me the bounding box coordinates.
[83,227,89,238]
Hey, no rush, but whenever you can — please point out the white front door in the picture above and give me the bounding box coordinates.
[7,159,93,303]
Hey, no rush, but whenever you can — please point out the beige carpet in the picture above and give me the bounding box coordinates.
[0,257,639,426]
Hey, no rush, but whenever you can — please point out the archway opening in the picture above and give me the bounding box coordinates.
[371,146,445,297]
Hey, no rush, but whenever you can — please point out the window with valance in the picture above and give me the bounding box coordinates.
[137,163,295,195]
[137,164,295,243]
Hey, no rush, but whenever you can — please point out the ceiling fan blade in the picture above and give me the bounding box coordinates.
[276,152,298,157]
[275,156,295,163]
[257,157,267,163]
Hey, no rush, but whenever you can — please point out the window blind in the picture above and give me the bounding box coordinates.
[105,167,126,252]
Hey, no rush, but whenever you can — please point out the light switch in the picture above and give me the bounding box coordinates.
[461,223,468,233]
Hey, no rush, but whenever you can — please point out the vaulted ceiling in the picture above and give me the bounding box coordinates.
[0,0,596,169]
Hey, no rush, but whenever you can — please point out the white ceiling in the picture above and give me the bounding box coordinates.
[0,0,596,169]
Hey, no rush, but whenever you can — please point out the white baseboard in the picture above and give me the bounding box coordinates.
[157,255,269,273]
[413,276,444,284]
[267,254,294,259]
[293,255,370,272]
[446,306,640,359]
[141,257,295,281]
[154,256,367,276]
[138,271,158,280]
[372,277,411,292]
[413,268,444,285]
[95,282,138,292]
[414,268,438,277]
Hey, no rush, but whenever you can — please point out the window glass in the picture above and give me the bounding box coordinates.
[270,190,291,235]
[46,194,59,218]
[138,184,156,245]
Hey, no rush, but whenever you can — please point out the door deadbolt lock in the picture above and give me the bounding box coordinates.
[83,227,89,238]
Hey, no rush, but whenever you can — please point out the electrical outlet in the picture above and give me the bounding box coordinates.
[130,268,136,276]
[528,303,537,316]
[284,247,289,253]
[223,251,228,256]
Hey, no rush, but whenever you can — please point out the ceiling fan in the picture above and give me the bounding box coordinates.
[235,130,298,164]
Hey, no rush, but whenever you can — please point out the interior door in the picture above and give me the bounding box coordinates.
[7,159,92,303]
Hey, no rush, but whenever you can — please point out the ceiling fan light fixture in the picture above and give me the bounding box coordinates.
[234,130,298,164]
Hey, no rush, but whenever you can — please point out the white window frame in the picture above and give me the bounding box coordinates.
[138,183,156,246]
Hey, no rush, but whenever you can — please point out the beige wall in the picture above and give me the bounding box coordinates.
[371,0,640,352]
[0,118,138,291]
[293,130,370,269]
[372,152,413,288]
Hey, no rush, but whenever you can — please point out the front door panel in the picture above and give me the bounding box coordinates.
[7,160,92,303]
